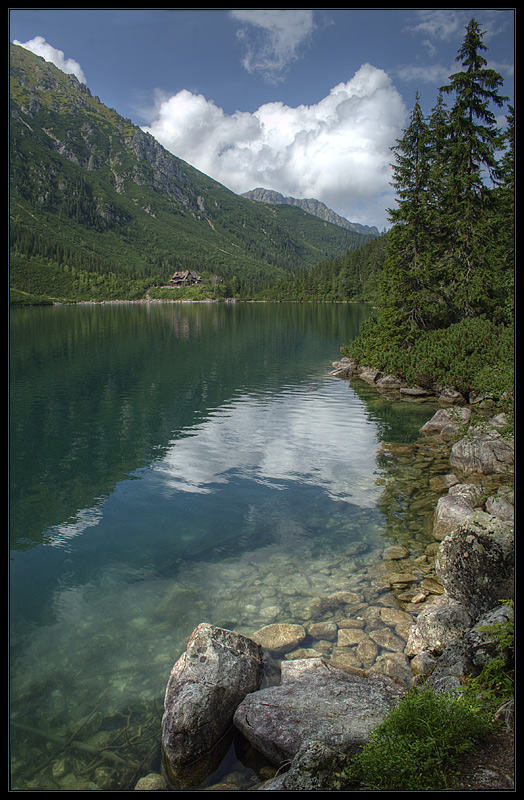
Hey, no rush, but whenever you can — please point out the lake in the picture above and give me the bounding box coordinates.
[10,301,448,791]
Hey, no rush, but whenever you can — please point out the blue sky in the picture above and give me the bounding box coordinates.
[10,8,515,230]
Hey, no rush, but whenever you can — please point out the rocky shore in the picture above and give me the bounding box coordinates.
[140,357,514,792]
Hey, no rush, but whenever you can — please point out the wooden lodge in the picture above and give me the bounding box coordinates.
[169,270,202,287]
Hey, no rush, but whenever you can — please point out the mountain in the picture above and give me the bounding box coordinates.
[9,43,374,303]
[241,188,379,236]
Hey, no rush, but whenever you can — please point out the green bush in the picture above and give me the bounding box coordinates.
[406,317,514,397]
[338,687,491,791]
[344,315,514,403]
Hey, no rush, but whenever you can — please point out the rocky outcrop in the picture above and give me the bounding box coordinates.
[233,657,405,765]
[450,417,514,475]
[435,511,514,619]
[241,189,379,236]
[161,624,264,787]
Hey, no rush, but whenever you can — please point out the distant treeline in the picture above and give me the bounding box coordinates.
[254,234,386,302]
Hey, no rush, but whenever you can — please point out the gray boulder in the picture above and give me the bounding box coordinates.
[233,657,405,766]
[420,406,471,436]
[450,426,514,475]
[431,484,482,540]
[161,624,264,787]
[405,595,474,657]
[257,740,352,791]
[435,511,514,619]
[485,487,514,524]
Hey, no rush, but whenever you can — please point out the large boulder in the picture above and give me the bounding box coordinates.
[435,511,514,619]
[420,406,471,438]
[450,425,514,475]
[161,624,264,787]
[233,657,405,765]
[405,595,474,657]
[431,483,482,540]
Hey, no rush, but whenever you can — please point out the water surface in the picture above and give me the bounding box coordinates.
[10,301,444,791]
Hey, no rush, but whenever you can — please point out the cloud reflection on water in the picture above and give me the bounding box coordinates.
[154,379,380,507]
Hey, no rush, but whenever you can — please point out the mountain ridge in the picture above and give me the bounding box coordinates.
[241,188,379,236]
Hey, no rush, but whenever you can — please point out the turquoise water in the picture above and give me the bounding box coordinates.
[9,302,442,790]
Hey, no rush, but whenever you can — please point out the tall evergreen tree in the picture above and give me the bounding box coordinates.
[438,18,508,320]
[345,18,513,388]
[382,92,447,336]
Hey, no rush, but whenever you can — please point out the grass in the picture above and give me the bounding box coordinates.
[337,687,492,791]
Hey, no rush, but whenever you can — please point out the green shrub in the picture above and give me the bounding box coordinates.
[343,315,514,403]
[407,317,514,397]
[338,687,491,791]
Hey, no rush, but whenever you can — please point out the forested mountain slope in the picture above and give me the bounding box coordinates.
[10,43,373,303]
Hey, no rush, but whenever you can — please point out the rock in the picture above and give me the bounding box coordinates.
[259,739,352,791]
[399,385,435,398]
[485,488,514,524]
[330,366,352,378]
[359,368,383,384]
[420,577,444,595]
[410,650,438,677]
[382,544,408,560]
[161,624,264,787]
[373,651,413,685]
[337,627,368,647]
[251,623,306,654]
[427,637,476,685]
[233,658,405,765]
[432,486,481,540]
[429,473,459,492]
[368,627,406,652]
[436,512,514,619]
[376,374,406,389]
[465,604,514,669]
[409,602,514,693]
[405,595,473,657]
[450,426,514,475]
[306,591,361,618]
[134,773,167,791]
[306,620,338,641]
[468,390,495,405]
[420,407,471,435]
[438,388,468,406]
[356,637,380,668]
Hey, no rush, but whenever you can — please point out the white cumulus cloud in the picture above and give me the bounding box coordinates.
[12,35,86,84]
[142,63,407,229]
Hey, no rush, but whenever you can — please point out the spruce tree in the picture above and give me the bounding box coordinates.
[344,17,512,386]
[382,93,444,335]
[438,18,508,320]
